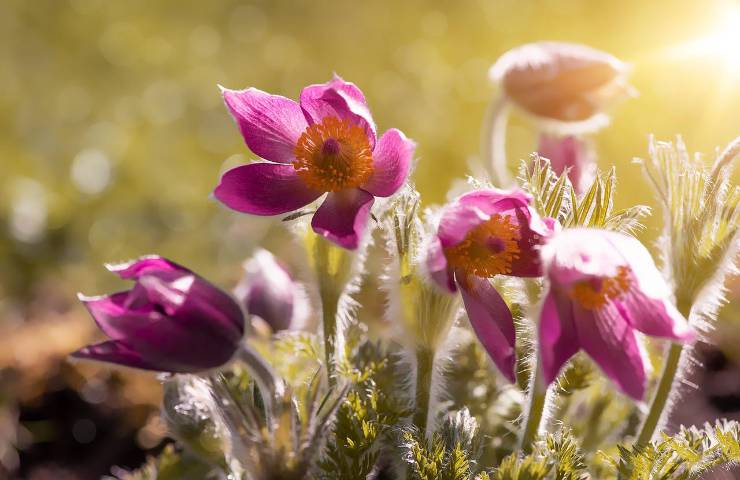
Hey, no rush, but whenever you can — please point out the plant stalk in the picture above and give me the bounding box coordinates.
[635,298,693,445]
[480,94,512,187]
[315,236,340,386]
[520,351,547,453]
[413,346,436,433]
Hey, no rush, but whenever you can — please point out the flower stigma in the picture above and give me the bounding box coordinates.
[444,213,521,278]
[293,116,374,192]
[569,266,631,310]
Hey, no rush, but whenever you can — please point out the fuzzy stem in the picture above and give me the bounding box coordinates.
[480,94,512,187]
[235,343,283,427]
[520,351,547,453]
[315,237,339,386]
[635,297,693,445]
[413,346,436,433]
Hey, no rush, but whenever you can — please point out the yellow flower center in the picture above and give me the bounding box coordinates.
[569,266,631,310]
[443,214,521,278]
[293,116,374,192]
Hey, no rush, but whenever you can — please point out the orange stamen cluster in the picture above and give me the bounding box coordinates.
[444,214,521,278]
[569,266,631,310]
[293,116,374,192]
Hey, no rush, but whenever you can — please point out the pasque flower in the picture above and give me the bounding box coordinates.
[72,256,245,372]
[234,249,308,332]
[214,75,416,250]
[426,188,555,382]
[537,134,595,193]
[490,41,633,125]
[539,228,695,399]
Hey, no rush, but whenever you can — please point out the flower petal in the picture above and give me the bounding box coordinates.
[222,87,308,163]
[71,340,163,371]
[363,129,415,197]
[539,290,580,385]
[438,188,533,248]
[506,204,554,277]
[618,292,694,342]
[541,228,626,286]
[311,189,374,250]
[214,163,323,216]
[78,291,155,339]
[106,256,187,279]
[574,302,646,399]
[299,77,376,147]
[426,236,456,292]
[458,275,516,383]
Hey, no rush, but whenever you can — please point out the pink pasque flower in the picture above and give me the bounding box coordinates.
[426,188,555,382]
[539,228,695,399]
[537,134,595,194]
[490,41,633,125]
[214,75,416,250]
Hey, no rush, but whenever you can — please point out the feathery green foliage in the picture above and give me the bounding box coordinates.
[518,155,650,234]
[609,421,740,479]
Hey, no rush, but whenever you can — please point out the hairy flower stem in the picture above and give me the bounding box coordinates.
[520,352,547,453]
[413,346,436,433]
[236,343,283,426]
[635,297,693,445]
[315,237,341,386]
[481,94,512,187]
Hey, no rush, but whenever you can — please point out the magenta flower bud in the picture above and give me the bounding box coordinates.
[490,42,633,125]
[426,188,556,382]
[214,74,416,250]
[537,133,596,193]
[539,228,695,399]
[235,249,308,332]
[71,256,245,373]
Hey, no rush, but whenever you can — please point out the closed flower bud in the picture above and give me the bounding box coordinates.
[490,42,634,127]
[72,256,245,373]
[537,133,596,193]
[235,249,308,333]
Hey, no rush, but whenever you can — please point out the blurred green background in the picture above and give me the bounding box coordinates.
[1,0,740,475]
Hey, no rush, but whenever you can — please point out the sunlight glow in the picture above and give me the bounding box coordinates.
[678,7,740,75]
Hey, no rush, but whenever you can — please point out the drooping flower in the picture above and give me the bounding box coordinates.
[234,249,309,333]
[214,75,416,250]
[537,133,595,193]
[490,41,634,128]
[72,256,245,373]
[426,188,555,382]
[539,228,695,399]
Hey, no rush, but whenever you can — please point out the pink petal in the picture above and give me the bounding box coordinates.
[574,302,646,400]
[214,163,323,216]
[438,189,533,248]
[71,340,162,371]
[363,129,415,197]
[299,77,376,148]
[222,87,308,163]
[311,189,374,250]
[617,293,694,342]
[426,236,456,292]
[539,290,580,385]
[507,206,554,277]
[106,256,186,279]
[458,275,516,383]
[540,228,626,286]
[78,291,155,339]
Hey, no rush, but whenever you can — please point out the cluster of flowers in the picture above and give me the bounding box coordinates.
[71,41,739,474]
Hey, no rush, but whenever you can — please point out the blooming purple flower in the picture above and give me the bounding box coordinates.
[537,134,595,193]
[539,228,695,399]
[490,41,633,124]
[426,188,555,382]
[234,249,308,332]
[214,75,416,250]
[72,256,245,373]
